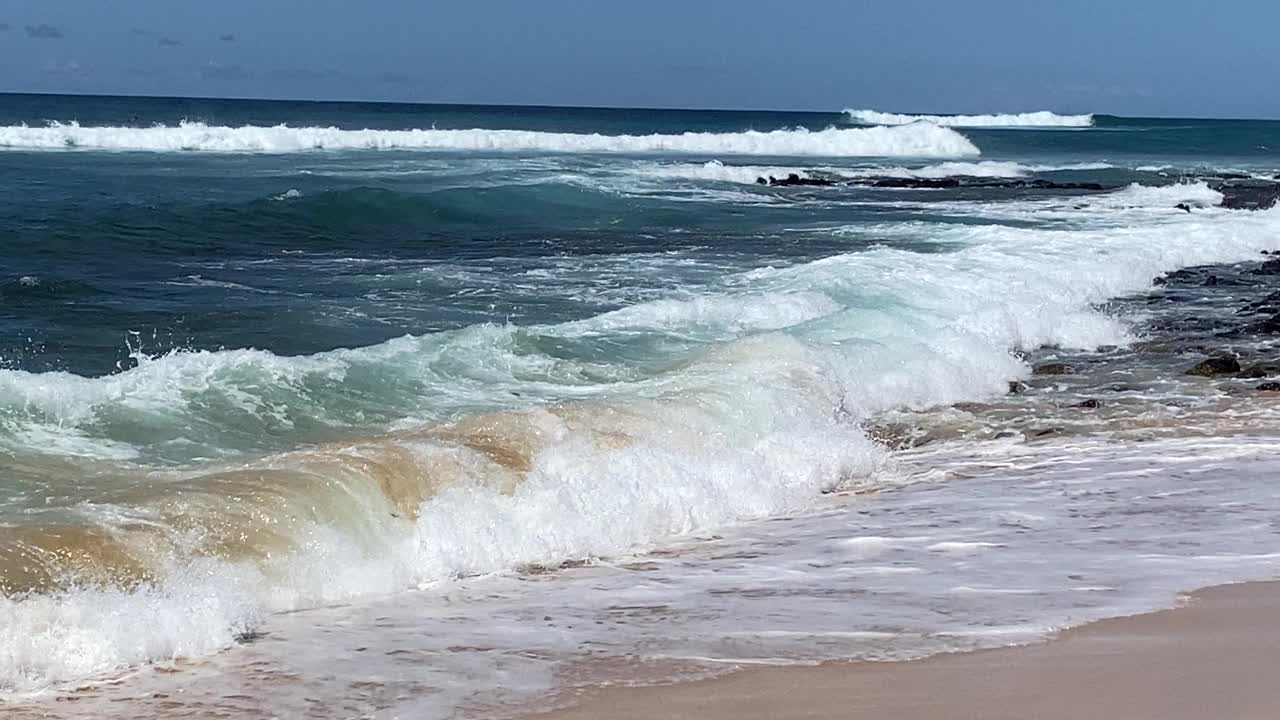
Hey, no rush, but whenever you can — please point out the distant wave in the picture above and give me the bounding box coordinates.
[0,121,980,157]
[844,109,1095,128]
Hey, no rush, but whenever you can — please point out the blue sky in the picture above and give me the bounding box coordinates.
[1,0,1277,117]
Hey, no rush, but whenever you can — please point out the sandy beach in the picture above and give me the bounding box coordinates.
[534,581,1280,720]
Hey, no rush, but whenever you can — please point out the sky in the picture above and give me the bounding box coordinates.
[1,0,1278,117]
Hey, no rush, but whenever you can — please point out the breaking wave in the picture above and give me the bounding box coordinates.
[844,109,1095,128]
[0,121,980,157]
[2,191,1279,693]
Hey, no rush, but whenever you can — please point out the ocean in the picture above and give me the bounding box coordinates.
[2,93,1280,718]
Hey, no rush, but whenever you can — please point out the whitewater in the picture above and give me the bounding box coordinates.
[5,94,1280,718]
[0,120,978,156]
[4,185,1280,696]
[844,108,1095,127]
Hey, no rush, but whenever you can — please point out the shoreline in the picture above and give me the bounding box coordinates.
[531,580,1280,720]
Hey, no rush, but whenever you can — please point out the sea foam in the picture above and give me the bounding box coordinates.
[0,121,980,157]
[2,192,1280,694]
[632,160,1114,186]
[845,109,1095,128]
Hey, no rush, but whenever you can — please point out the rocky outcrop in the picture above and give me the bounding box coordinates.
[757,174,835,187]
[1185,354,1241,377]
[757,174,1110,192]
[1216,180,1280,211]
[858,177,1105,191]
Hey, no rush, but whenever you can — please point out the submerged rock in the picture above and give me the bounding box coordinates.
[1237,363,1280,379]
[1258,382,1280,392]
[1033,362,1076,376]
[1073,398,1102,409]
[1185,354,1242,377]
[1252,313,1280,334]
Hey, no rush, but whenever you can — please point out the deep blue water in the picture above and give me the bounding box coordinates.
[2,93,1276,377]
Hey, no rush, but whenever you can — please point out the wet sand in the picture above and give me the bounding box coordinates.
[533,581,1280,720]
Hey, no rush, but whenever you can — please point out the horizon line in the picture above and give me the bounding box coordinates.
[0,90,1275,122]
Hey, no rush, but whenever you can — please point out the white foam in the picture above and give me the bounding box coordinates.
[0,565,260,694]
[840,160,1031,179]
[630,160,806,185]
[23,435,1280,718]
[1102,181,1224,208]
[845,109,1095,128]
[633,160,1115,187]
[5,197,1280,694]
[0,121,980,157]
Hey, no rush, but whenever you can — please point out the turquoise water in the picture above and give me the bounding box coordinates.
[2,94,1280,704]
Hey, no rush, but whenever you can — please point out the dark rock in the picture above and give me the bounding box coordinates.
[1237,363,1280,379]
[1218,180,1280,211]
[1239,291,1280,315]
[1253,313,1280,334]
[1258,382,1280,391]
[1008,381,1029,394]
[869,177,960,189]
[1033,428,1063,438]
[1153,268,1202,286]
[760,173,834,187]
[1251,258,1280,275]
[1073,398,1102,409]
[1033,363,1076,376]
[1014,179,1105,191]
[848,177,1106,192]
[1175,203,1192,213]
[1184,354,1241,377]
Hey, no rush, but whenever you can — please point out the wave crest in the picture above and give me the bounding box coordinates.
[844,109,1094,128]
[0,121,980,157]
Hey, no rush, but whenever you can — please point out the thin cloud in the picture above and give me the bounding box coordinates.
[376,71,415,86]
[200,62,250,81]
[131,27,153,37]
[25,24,63,39]
[0,23,10,32]
[158,37,181,47]
[43,59,85,76]
[220,33,236,42]
[274,68,342,82]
